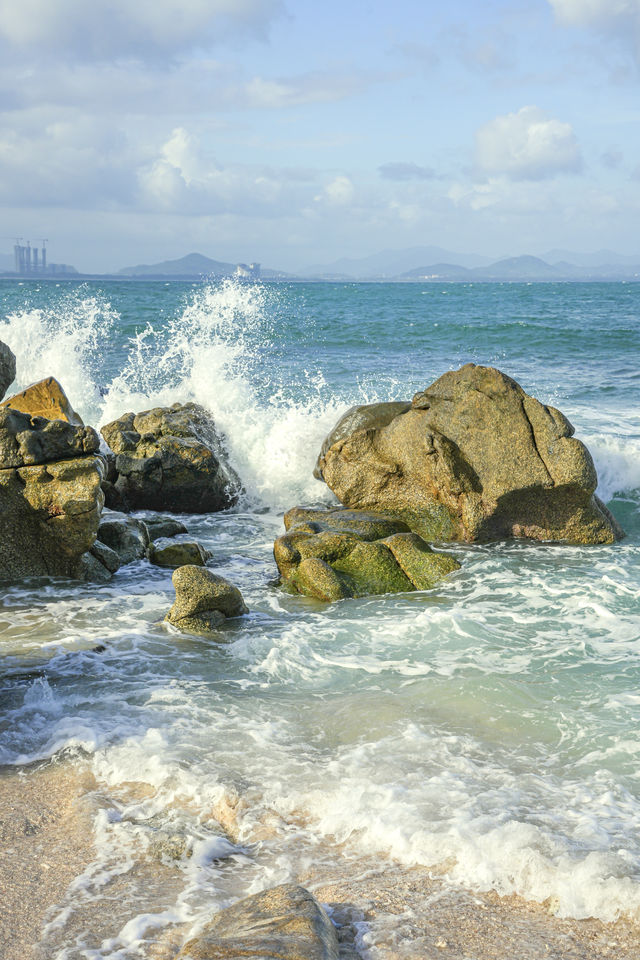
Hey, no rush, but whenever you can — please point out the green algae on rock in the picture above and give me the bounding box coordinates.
[315,363,624,545]
[166,564,248,636]
[275,507,460,602]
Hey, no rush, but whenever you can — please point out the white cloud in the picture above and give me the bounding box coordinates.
[318,176,355,206]
[549,0,640,64]
[0,0,284,61]
[475,106,582,181]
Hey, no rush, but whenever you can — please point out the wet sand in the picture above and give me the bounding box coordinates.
[1,761,639,959]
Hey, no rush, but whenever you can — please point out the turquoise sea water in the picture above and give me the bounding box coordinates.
[0,279,639,955]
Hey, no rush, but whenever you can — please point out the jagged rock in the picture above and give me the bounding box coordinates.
[97,515,150,564]
[90,540,121,574]
[166,565,248,635]
[0,407,99,469]
[275,507,460,601]
[0,340,16,401]
[176,883,339,960]
[101,402,242,513]
[0,456,104,580]
[145,516,189,540]
[148,539,210,568]
[1,376,83,425]
[315,364,624,545]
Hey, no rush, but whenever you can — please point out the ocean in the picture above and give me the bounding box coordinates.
[0,278,639,956]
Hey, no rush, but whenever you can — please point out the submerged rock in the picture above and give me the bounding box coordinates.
[0,407,104,581]
[0,340,16,401]
[166,565,248,635]
[149,539,210,568]
[97,515,150,564]
[315,363,623,545]
[275,507,460,601]
[176,882,339,960]
[145,516,189,541]
[1,376,83,425]
[101,402,242,513]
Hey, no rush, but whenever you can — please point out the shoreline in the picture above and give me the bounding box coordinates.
[1,759,638,959]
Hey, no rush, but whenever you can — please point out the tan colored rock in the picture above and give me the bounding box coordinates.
[1,376,83,425]
[0,455,104,580]
[315,364,623,545]
[275,507,460,602]
[101,402,242,513]
[149,539,210,568]
[176,883,339,959]
[166,565,248,636]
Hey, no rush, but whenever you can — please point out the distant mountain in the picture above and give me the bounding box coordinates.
[542,248,640,268]
[478,255,564,280]
[400,262,473,280]
[397,254,640,282]
[119,252,237,277]
[303,245,493,278]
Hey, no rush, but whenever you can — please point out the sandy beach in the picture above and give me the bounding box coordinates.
[1,759,639,960]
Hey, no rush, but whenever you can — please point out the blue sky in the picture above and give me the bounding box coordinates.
[0,0,639,271]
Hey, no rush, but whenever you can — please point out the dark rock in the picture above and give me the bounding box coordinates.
[166,565,248,636]
[316,364,623,545]
[275,507,460,601]
[89,539,121,574]
[176,882,339,959]
[0,340,16,402]
[97,516,150,564]
[145,516,189,540]
[0,407,99,469]
[149,539,210,568]
[101,402,242,513]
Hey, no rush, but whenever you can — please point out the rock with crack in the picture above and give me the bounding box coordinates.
[315,363,623,545]
[0,408,104,580]
[275,506,460,601]
[165,565,248,635]
[0,340,16,402]
[175,882,339,959]
[101,402,242,513]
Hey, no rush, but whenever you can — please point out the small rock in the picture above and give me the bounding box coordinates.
[145,516,189,541]
[97,516,150,564]
[166,565,248,636]
[149,539,210,568]
[90,539,121,574]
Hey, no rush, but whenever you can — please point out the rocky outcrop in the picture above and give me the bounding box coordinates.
[0,340,16,401]
[1,376,83,425]
[149,539,210,568]
[275,507,460,601]
[101,402,242,513]
[97,515,150,564]
[166,565,248,635]
[0,408,104,580]
[315,364,623,545]
[176,883,339,960]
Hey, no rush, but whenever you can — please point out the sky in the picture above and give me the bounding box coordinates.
[1,0,640,272]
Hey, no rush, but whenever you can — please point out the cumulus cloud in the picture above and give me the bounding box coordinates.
[475,106,582,181]
[378,162,436,181]
[0,0,284,61]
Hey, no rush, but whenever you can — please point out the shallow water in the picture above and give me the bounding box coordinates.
[0,278,639,955]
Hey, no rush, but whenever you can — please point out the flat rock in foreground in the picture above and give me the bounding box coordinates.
[275,506,460,601]
[101,402,242,513]
[176,883,339,959]
[315,364,623,545]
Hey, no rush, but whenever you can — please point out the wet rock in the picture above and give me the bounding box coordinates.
[0,456,105,580]
[275,507,460,601]
[316,363,624,545]
[0,340,16,401]
[145,516,189,541]
[101,402,242,513]
[0,376,83,425]
[149,539,210,568]
[176,882,339,960]
[89,539,121,574]
[0,406,99,469]
[166,565,248,636]
[97,515,150,565]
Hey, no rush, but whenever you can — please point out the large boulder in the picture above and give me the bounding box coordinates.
[166,565,248,635]
[0,407,103,580]
[101,402,242,513]
[0,340,16,401]
[315,364,623,545]
[176,883,339,960]
[275,507,460,601]
[1,376,83,425]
